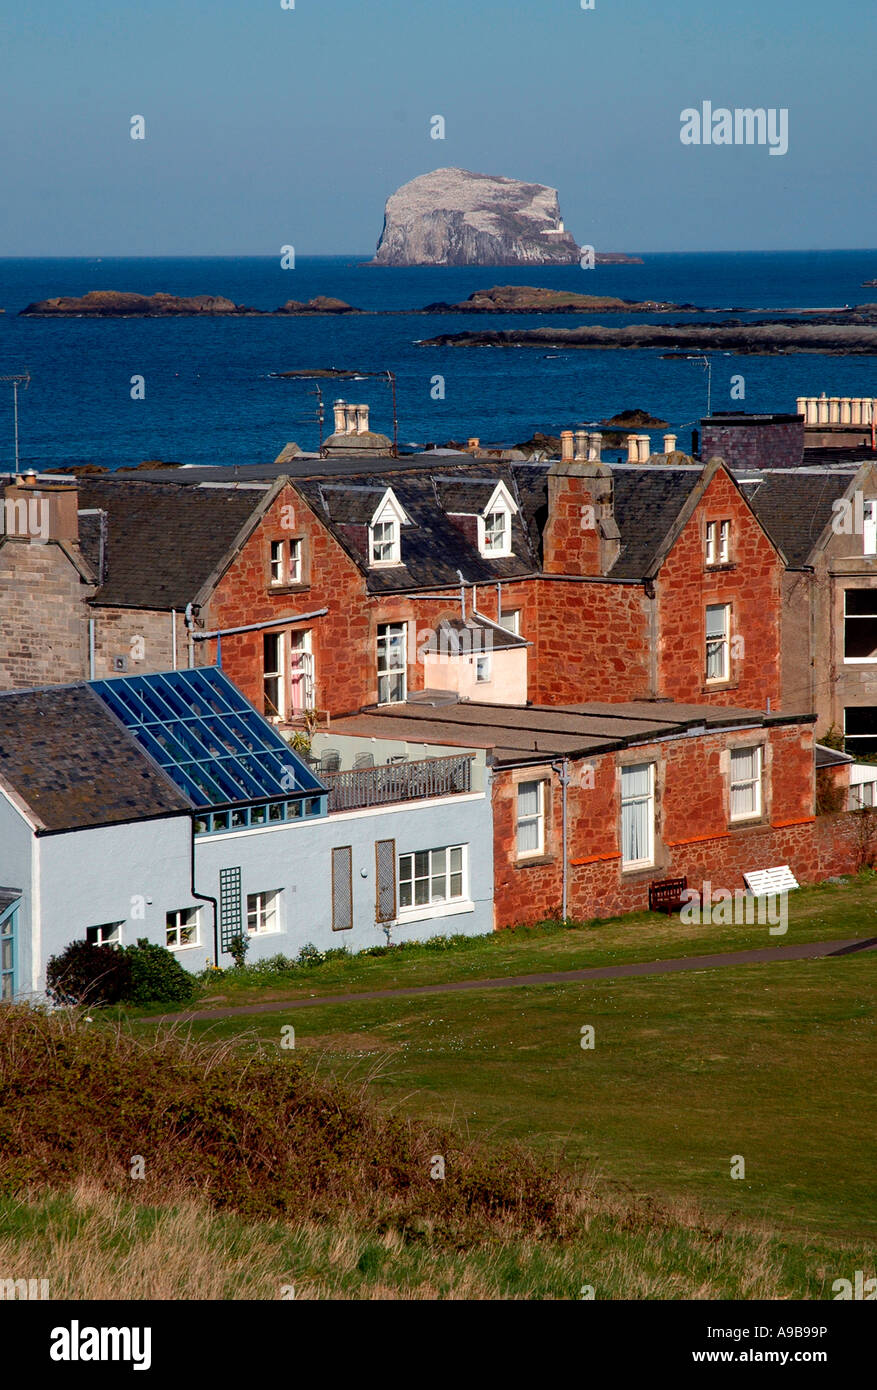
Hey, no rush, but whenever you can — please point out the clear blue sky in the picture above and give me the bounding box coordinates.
[2,0,874,255]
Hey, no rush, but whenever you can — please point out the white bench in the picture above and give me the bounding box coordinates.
[743,865,799,898]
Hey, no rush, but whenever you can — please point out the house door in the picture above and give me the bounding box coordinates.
[290,631,314,714]
[0,902,18,1002]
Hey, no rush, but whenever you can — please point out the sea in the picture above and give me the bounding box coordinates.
[0,250,875,472]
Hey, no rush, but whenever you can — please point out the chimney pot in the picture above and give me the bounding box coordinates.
[560,430,575,463]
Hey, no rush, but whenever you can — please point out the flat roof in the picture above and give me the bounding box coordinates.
[332,698,814,767]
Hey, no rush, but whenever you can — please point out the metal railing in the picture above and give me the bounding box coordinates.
[324,753,473,812]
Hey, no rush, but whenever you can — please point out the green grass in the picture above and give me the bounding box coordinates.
[137,874,877,1017]
[0,1185,866,1300]
[154,953,876,1243]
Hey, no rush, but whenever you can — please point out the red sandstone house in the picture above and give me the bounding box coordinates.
[0,443,789,726]
[326,698,857,928]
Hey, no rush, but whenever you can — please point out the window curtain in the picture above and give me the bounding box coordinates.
[621,765,651,863]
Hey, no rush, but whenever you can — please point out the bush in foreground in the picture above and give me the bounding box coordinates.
[45,941,132,1007]
[0,1005,566,1237]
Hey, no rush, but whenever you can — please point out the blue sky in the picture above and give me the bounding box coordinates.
[1,0,875,255]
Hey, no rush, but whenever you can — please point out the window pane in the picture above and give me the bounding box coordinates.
[414,850,429,877]
[431,873,446,901]
[517,818,539,854]
[450,872,463,898]
[621,764,651,799]
[449,847,462,873]
[518,781,540,816]
[731,747,757,782]
[414,877,429,906]
[706,605,727,638]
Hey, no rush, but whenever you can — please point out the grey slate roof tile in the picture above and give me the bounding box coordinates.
[77,479,263,610]
[0,685,191,832]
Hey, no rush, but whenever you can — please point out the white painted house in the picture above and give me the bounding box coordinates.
[0,668,493,1000]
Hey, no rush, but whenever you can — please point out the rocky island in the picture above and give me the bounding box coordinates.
[420,319,877,355]
[419,285,692,313]
[20,291,361,317]
[369,168,641,267]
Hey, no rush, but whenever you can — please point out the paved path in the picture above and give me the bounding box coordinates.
[162,934,877,1023]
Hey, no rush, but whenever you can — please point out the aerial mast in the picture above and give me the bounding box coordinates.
[0,373,31,474]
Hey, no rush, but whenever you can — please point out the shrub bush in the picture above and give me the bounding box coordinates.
[45,940,133,1007]
[122,939,198,1005]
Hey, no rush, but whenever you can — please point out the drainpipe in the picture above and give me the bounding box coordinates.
[171,609,177,670]
[551,757,571,921]
[190,819,219,968]
[88,617,95,680]
[457,570,466,621]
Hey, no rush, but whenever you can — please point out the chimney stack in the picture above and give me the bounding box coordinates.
[544,459,620,577]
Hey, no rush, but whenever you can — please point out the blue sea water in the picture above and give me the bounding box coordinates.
[0,251,875,471]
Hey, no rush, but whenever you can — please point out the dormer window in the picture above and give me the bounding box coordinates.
[483,509,508,554]
[370,519,399,565]
[368,488,410,568]
[477,482,517,559]
[706,519,730,566]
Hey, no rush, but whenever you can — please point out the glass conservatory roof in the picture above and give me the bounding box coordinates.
[90,667,324,810]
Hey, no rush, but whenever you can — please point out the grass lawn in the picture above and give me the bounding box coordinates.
[148,952,876,1245]
[143,875,877,1016]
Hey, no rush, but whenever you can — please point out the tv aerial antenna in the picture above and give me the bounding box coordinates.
[0,373,31,474]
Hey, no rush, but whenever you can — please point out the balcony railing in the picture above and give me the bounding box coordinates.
[323,753,474,812]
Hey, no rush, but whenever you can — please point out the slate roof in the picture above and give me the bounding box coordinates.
[0,685,191,833]
[66,454,748,607]
[76,478,268,609]
[294,467,543,591]
[739,469,854,567]
[607,466,702,578]
[332,697,811,768]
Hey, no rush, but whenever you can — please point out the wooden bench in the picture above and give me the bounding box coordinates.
[649,876,689,915]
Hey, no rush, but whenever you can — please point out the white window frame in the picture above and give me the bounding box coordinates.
[705,603,731,683]
[85,922,123,947]
[289,629,315,712]
[263,630,286,720]
[499,609,521,636]
[843,589,877,664]
[397,845,467,916]
[477,482,517,559]
[729,745,763,822]
[269,538,303,586]
[246,890,281,936]
[620,763,655,870]
[516,779,546,859]
[377,622,407,704]
[369,517,399,566]
[706,520,730,566]
[864,500,877,557]
[368,488,409,568]
[166,907,201,950]
[843,707,877,755]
